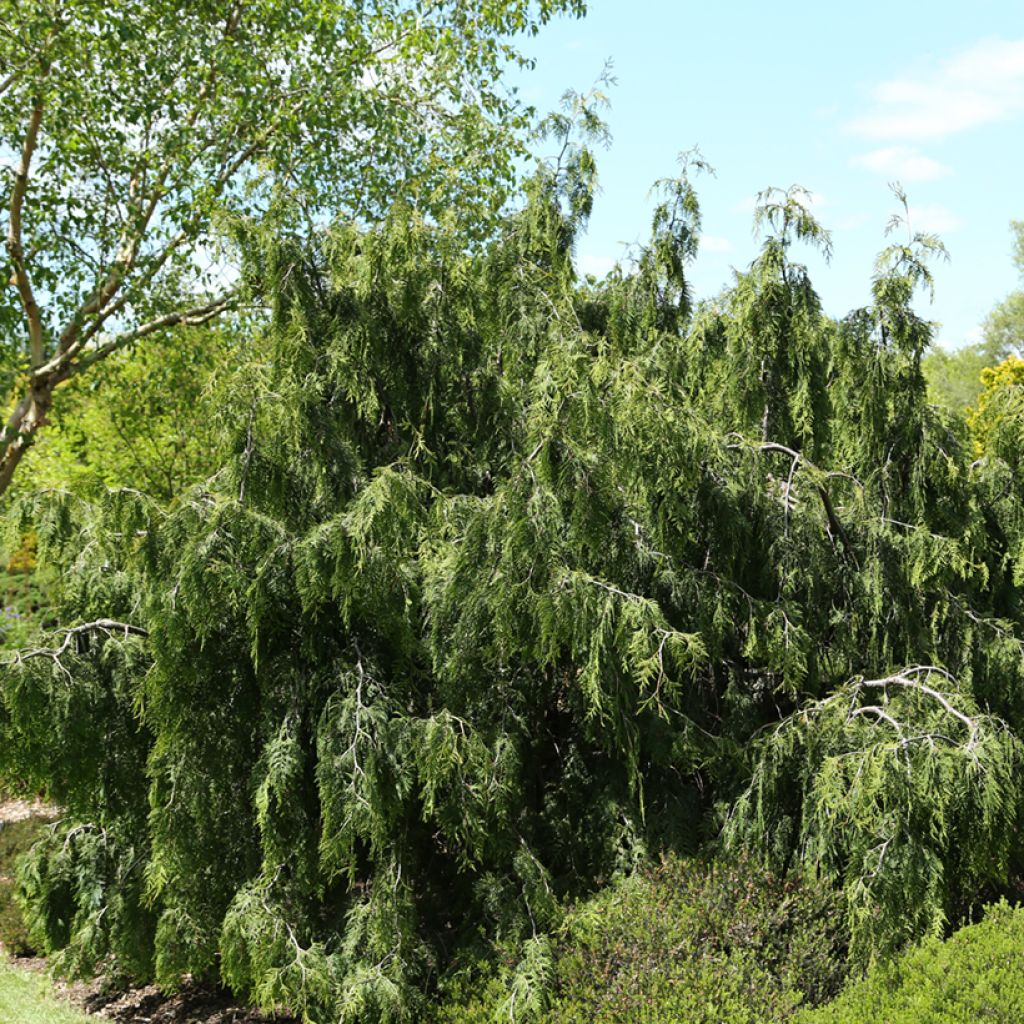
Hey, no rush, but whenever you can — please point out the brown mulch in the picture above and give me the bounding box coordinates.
[8,960,299,1024]
[74,982,298,1024]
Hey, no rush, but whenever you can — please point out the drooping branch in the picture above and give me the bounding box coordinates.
[782,665,981,754]
[724,432,862,560]
[856,666,980,751]
[4,618,150,668]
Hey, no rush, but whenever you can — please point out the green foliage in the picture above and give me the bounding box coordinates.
[18,324,242,504]
[966,355,1024,459]
[7,135,1024,1022]
[436,856,848,1024]
[0,322,243,657]
[726,668,1024,961]
[981,221,1024,358]
[923,344,992,412]
[0,0,586,495]
[1,539,54,653]
[800,901,1024,1024]
[927,219,1024,413]
[550,856,847,1023]
[0,815,52,955]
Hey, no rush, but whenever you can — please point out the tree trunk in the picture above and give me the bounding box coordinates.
[0,379,56,498]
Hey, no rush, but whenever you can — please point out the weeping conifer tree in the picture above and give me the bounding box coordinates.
[3,109,1024,1019]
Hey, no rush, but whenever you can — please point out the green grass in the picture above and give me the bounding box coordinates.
[0,962,91,1023]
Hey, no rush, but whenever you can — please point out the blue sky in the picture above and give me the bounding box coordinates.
[516,1,1024,349]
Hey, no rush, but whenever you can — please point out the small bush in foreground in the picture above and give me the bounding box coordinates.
[801,901,1024,1024]
[437,856,849,1023]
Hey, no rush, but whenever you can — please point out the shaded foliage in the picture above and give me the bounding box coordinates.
[436,855,848,1024]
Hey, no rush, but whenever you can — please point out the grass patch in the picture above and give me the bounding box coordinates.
[0,962,90,1024]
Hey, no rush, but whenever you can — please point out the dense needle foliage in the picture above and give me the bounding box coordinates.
[4,128,1024,1020]
[799,902,1024,1024]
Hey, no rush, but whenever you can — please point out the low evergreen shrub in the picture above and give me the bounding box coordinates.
[437,856,849,1023]
[800,901,1024,1024]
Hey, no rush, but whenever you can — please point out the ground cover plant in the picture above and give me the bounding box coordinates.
[5,106,1024,1022]
[436,855,849,1023]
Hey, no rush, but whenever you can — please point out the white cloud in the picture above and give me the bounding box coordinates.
[852,145,950,182]
[906,204,963,234]
[848,38,1024,141]
[701,234,733,253]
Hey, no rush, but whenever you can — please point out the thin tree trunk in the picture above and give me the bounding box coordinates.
[0,379,56,498]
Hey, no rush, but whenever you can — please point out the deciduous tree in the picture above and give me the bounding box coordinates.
[0,0,584,496]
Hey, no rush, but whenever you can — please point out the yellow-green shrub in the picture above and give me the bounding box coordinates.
[801,901,1024,1024]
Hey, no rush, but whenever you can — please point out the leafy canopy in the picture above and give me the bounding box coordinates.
[0,0,585,495]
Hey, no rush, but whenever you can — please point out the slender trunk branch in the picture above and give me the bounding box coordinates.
[70,292,237,373]
[8,92,46,366]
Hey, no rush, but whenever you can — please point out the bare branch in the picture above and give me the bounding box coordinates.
[4,619,150,669]
[857,667,979,748]
[32,292,237,381]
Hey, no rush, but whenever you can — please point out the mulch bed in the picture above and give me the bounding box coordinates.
[10,960,298,1024]
[76,982,298,1024]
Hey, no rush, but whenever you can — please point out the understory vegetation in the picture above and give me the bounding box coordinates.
[437,855,849,1023]
[800,902,1024,1024]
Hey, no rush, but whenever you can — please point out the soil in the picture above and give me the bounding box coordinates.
[72,981,298,1024]
[9,959,299,1024]
[0,796,56,825]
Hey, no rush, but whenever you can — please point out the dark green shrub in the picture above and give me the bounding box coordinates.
[437,856,849,1023]
[800,901,1024,1024]
[550,856,848,1024]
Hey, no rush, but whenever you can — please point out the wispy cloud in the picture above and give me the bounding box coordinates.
[848,38,1024,141]
[852,145,950,183]
[701,234,733,253]
[905,205,963,234]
